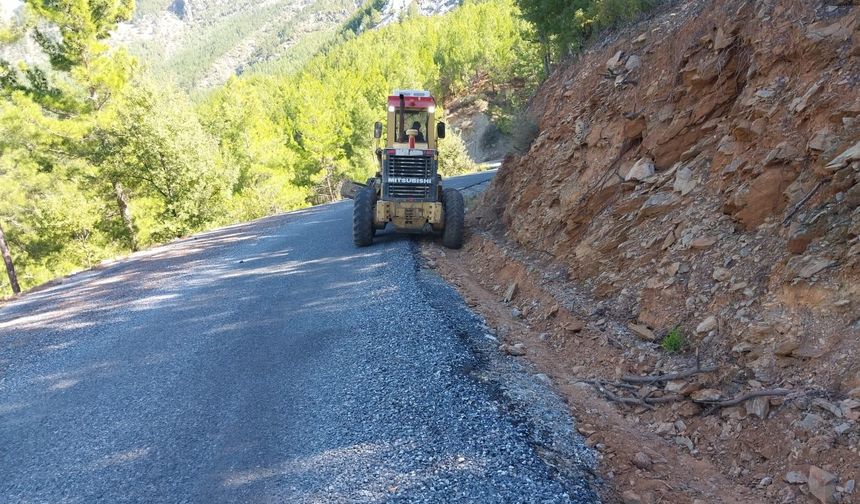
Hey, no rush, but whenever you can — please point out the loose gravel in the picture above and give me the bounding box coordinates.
[0,172,598,503]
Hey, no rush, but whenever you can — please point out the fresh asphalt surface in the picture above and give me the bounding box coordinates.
[0,171,598,503]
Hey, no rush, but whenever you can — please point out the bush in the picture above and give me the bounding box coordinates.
[515,0,661,61]
[511,113,539,154]
[438,129,477,176]
[661,326,685,353]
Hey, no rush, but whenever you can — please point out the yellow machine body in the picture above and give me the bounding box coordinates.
[374,201,443,231]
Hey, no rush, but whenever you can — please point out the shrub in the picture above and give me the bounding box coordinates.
[661,326,684,353]
[511,113,539,154]
[438,129,477,176]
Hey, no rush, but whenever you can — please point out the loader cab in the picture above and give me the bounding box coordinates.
[379,90,445,149]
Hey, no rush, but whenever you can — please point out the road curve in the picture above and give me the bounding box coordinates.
[0,171,597,503]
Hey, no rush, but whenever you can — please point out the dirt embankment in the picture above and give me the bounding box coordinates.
[430,1,860,503]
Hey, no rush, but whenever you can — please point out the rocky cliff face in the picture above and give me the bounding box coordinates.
[479,0,859,396]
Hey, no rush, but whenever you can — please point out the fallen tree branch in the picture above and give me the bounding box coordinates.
[782,178,828,226]
[622,366,718,385]
[578,379,655,410]
[574,378,639,390]
[597,386,655,410]
[639,387,685,405]
[694,388,792,407]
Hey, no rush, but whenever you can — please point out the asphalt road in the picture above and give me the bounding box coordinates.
[0,171,597,503]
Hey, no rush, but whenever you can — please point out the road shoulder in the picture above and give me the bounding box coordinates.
[412,241,600,502]
[421,236,765,504]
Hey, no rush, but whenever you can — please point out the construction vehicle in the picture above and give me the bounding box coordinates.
[342,90,464,249]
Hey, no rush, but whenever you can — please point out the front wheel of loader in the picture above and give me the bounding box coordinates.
[353,187,375,247]
[442,188,465,249]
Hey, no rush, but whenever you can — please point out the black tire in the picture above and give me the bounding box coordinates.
[353,187,375,247]
[442,188,465,249]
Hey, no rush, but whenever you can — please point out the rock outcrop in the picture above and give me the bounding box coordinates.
[479,0,859,399]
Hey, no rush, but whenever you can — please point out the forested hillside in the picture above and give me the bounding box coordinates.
[0,0,545,294]
[1,0,658,294]
[113,0,358,90]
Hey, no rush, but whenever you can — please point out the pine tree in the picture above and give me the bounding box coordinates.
[0,223,20,295]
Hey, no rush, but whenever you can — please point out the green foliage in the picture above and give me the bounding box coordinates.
[341,0,386,36]
[0,0,541,294]
[201,0,541,203]
[437,130,476,177]
[661,326,685,353]
[197,75,310,219]
[514,0,658,60]
[132,0,169,17]
[90,77,234,242]
[246,29,339,78]
[188,0,541,207]
[27,0,135,70]
[0,18,24,45]
[1,0,237,292]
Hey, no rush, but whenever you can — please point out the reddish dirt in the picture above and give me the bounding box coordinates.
[426,233,857,503]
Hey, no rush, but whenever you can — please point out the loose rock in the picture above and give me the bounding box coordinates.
[690,236,717,249]
[500,343,527,356]
[563,319,585,333]
[745,396,770,419]
[826,140,860,171]
[785,471,808,484]
[621,490,642,504]
[503,282,517,303]
[808,465,837,504]
[628,322,657,341]
[696,316,717,334]
[632,451,653,470]
[625,55,641,72]
[625,157,656,181]
[813,398,843,418]
[712,267,731,282]
[673,166,697,195]
[691,388,722,402]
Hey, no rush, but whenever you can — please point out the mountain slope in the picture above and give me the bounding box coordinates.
[112,0,360,89]
[113,0,465,90]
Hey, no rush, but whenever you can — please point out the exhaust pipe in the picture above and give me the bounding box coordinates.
[399,94,406,143]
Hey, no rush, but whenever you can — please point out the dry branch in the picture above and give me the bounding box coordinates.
[782,178,828,226]
[575,378,638,390]
[694,388,792,407]
[594,384,655,410]
[621,366,718,384]
[645,394,685,404]
[576,378,685,409]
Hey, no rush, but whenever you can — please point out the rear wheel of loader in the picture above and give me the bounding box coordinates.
[442,188,465,249]
[353,187,375,247]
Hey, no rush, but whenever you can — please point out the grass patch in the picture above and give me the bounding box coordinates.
[661,326,684,353]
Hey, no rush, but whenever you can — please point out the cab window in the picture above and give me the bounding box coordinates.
[395,110,429,143]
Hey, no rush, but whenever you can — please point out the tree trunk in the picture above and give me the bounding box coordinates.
[539,34,551,76]
[113,181,138,251]
[0,223,21,295]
